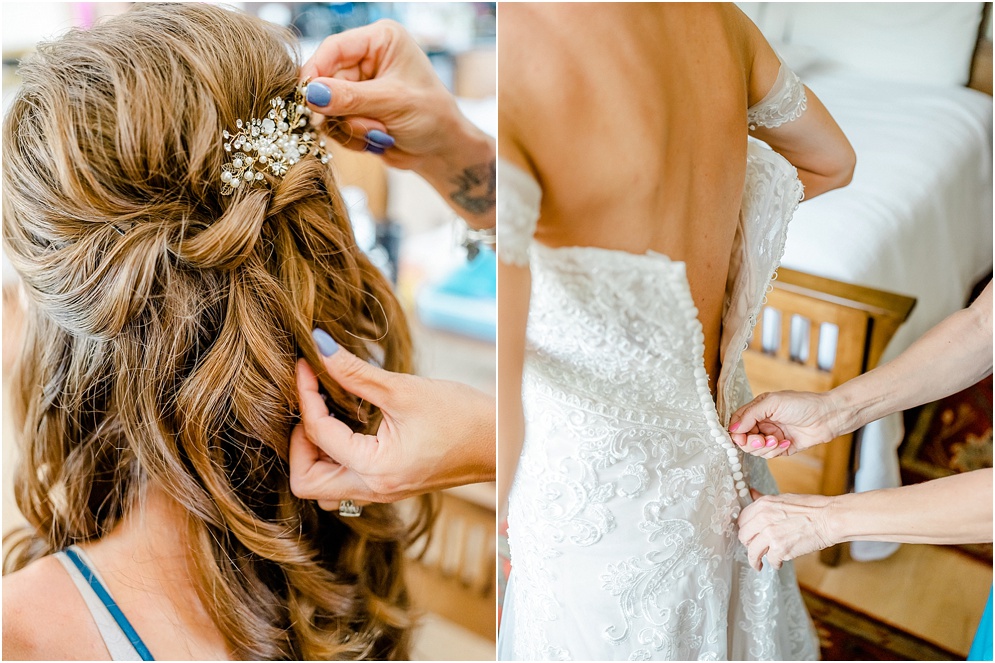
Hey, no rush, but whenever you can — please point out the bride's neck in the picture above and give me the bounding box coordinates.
[80,484,230,658]
[92,485,194,582]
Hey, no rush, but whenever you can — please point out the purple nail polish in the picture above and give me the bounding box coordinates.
[306,81,331,107]
[312,327,339,356]
[364,144,385,155]
[365,129,395,148]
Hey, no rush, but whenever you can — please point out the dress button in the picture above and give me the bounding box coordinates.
[739,488,751,498]
[735,480,747,490]
[726,447,739,458]
[733,471,744,481]
[731,462,742,472]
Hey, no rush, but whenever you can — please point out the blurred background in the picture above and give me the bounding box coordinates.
[1,2,495,659]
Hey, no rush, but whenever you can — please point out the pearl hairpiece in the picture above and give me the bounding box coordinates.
[220,80,329,196]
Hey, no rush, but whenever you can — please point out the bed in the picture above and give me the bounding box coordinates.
[739,3,993,564]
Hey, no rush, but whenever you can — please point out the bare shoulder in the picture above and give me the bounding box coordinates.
[721,3,763,51]
[497,5,562,105]
[497,3,555,48]
[723,4,782,103]
[3,555,109,660]
[497,4,567,167]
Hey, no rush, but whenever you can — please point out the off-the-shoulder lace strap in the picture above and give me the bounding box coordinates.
[747,61,808,130]
[497,158,542,266]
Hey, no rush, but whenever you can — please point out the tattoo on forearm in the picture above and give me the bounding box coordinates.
[449,160,496,216]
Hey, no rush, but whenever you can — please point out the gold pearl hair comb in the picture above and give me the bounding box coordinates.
[220,80,330,196]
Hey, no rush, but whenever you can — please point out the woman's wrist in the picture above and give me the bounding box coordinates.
[440,382,496,484]
[468,389,498,480]
[419,113,496,229]
[824,380,878,440]
[824,492,855,545]
[818,389,848,441]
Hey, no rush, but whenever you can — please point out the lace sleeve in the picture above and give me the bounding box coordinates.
[497,158,541,266]
[747,61,808,131]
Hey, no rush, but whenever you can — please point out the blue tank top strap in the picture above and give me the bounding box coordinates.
[62,547,155,661]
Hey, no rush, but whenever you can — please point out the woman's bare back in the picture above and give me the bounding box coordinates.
[500,3,764,384]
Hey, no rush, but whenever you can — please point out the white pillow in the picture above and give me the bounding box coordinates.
[744,2,984,87]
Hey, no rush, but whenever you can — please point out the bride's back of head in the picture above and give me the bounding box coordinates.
[3,4,428,659]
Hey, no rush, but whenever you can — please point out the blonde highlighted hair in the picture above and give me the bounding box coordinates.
[3,3,430,659]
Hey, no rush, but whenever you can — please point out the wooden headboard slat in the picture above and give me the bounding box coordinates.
[772,268,916,322]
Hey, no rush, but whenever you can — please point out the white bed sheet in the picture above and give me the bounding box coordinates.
[777,74,993,560]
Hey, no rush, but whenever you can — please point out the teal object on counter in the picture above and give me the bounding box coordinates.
[417,246,496,341]
[969,587,993,661]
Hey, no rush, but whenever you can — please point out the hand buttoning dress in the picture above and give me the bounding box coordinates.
[498,62,820,661]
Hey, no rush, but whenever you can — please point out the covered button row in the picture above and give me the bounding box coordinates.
[686,310,750,500]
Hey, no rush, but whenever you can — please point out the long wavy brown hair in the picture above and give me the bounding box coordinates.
[2,3,431,659]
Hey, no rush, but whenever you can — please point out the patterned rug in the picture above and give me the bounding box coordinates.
[899,374,993,563]
[802,588,960,660]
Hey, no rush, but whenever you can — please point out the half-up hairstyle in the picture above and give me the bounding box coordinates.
[2,3,431,659]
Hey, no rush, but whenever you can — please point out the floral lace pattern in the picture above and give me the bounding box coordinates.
[747,63,808,131]
[497,159,541,266]
[502,142,818,660]
[718,142,804,424]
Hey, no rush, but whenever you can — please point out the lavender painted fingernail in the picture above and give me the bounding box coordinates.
[365,129,395,148]
[306,81,332,107]
[312,328,339,356]
[364,144,385,156]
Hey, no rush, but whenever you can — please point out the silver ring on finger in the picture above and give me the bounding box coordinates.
[338,499,363,518]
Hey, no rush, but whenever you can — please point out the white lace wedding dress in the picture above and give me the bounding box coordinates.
[498,62,820,661]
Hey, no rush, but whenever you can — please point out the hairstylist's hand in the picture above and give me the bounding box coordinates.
[300,21,495,226]
[289,329,495,507]
[727,390,844,459]
[738,488,839,571]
